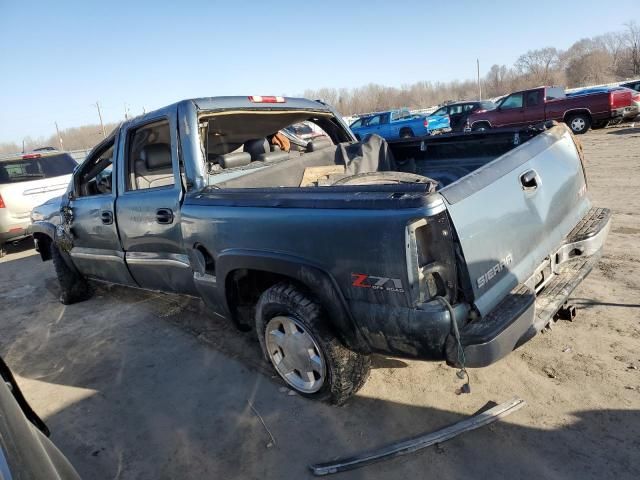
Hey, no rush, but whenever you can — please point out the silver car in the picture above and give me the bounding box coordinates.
[0,150,76,254]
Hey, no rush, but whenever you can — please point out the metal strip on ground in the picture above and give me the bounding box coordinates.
[309,397,526,476]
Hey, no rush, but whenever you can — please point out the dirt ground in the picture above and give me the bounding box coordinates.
[1,126,639,479]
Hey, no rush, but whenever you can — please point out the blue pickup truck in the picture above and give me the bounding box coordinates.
[349,108,450,140]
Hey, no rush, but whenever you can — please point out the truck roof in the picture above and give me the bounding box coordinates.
[189,96,333,112]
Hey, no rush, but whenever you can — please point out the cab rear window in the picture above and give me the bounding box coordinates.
[0,153,77,184]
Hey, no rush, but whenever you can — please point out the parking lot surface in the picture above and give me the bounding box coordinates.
[1,127,639,479]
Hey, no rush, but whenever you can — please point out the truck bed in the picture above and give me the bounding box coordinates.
[208,129,538,191]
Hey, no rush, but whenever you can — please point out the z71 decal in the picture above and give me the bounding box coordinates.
[351,273,405,293]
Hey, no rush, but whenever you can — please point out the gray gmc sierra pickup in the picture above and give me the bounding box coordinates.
[29,96,611,404]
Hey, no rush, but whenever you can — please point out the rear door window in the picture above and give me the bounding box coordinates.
[526,90,543,107]
[0,153,76,184]
[126,119,174,191]
[545,87,565,100]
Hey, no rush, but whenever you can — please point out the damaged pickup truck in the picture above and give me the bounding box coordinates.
[30,96,611,404]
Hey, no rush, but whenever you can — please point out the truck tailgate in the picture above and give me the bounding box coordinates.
[440,127,591,316]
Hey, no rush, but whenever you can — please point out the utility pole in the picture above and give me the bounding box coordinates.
[54,122,64,151]
[477,59,482,101]
[95,101,106,138]
[124,102,130,120]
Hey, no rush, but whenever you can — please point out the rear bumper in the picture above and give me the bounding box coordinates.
[448,207,611,367]
[0,226,29,243]
[0,210,31,243]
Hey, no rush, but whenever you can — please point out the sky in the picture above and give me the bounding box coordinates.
[0,0,638,143]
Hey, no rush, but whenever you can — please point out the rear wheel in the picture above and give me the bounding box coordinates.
[51,242,91,305]
[566,114,591,134]
[255,283,370,405]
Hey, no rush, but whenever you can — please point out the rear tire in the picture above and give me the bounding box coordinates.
[566,114,591,134]
[255,283,370,405]
[51,243,91,305]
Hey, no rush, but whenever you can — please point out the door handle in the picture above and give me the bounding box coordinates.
[101,211,113,225]
[520,170,539,191]
[156,208,174,225]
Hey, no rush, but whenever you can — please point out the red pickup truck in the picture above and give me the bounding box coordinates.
[468,86,632,134]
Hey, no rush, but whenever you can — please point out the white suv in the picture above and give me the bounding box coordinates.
[0,150,76,255]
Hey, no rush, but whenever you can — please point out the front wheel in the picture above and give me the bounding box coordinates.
[566,114,591,134]
[51,243,91,305]
[471,122,490,132]
[255,283,370,405]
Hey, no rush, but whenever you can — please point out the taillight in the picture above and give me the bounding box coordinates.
[21,153,41,159]
[609,92,615,108]
[475,109,486,114]
[423,119,429,127]
[0,194,5,208]
[248,96,285,103]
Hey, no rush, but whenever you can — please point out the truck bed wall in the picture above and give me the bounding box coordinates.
[389,130,527,188]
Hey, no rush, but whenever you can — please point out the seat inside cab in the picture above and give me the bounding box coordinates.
[201,111,397,188]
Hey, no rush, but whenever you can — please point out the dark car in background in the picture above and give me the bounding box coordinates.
[619,79,640,92]
[431,101,496,131]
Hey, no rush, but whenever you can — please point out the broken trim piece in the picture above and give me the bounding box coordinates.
[309,397,526,476]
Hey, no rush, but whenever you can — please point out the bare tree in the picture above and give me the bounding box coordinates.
[622,21,640,75]
[566,50,615,86]
[484,64,509,97]
[595,32,625,74]
[515,47,561,84]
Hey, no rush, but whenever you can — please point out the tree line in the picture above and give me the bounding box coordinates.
[304,22,640,115]
[1,22,639,155]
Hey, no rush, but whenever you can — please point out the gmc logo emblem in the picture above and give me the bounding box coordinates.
[351,274,405,293]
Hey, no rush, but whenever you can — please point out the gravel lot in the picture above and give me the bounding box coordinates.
[1,126,639,479]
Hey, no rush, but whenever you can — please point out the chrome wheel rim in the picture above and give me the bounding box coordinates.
[265,316,326,393]
[571,117,586,132]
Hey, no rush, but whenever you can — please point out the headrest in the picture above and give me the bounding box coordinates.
[141,143,171,170]
[218,152,251,169]
[243,138,270,159]
[307,137,333,152]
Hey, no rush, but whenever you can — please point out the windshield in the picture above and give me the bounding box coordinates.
[0,153,76,184]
